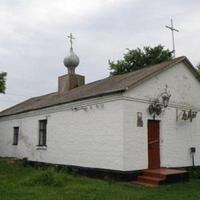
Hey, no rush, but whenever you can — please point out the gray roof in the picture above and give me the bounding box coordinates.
[0,56,199,117]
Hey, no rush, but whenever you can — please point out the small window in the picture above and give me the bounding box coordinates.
[38,120,47,146]
[13,127,19,145]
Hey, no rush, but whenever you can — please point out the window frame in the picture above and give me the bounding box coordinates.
[38,119,47,147]
[13,127,19,146]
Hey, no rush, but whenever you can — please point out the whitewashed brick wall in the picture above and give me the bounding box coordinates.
[123,62,200,170]
[0,98,124,170]
[1,62,200,171]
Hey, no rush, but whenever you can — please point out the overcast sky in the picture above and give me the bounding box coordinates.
[0,0,200,110]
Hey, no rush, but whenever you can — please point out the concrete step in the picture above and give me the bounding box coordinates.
[137,175,165,185]
[144,171,166,179]
[137,168,189,186]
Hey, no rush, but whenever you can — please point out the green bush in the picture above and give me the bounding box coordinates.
[188,168,200,179]
[22,157,29,167]
[22,168,65,187]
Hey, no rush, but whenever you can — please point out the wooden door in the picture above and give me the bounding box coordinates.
[148,120,160,169]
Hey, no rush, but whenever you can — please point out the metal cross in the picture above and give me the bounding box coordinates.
[67,33,75,49]
[165,19,179,57]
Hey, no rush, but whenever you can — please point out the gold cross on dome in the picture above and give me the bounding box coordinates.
[67,33,75,49]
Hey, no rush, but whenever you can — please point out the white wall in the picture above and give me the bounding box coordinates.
[1,62,200,172]
[0,97,124,171]
[123,62,200,170]
[123,100,148,171]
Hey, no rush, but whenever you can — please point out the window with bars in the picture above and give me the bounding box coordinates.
[13,127,19,145]
[38,120,47,146]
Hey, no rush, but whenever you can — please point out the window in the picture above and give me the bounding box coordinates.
[13,127,19,145]
[38,120,47,146]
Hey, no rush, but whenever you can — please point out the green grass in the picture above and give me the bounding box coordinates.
[0,158,200,200]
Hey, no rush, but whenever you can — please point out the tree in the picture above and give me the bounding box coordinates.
[109,45,173,75]
[196,63,200,74]
[0,72,7,93]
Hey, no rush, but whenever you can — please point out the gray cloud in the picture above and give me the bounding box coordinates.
[0,0,200,110]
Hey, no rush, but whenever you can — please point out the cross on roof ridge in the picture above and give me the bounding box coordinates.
[165,19,179,58]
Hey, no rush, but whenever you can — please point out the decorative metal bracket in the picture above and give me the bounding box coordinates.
[148,85,171,118]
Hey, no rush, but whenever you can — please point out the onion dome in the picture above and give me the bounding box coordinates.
[63,47,80,74]
[63,33,80,74]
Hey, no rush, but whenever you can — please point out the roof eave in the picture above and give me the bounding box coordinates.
[0,89,125,118]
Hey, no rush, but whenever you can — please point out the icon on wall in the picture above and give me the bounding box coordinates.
[137,112,143,127]
[176,109,197,122]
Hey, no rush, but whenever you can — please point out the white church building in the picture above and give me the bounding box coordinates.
[0,37,200,183]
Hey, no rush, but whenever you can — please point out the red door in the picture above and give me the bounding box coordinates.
[148,120,160,169]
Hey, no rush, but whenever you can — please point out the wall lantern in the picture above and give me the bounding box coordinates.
[148,85,171,118]
[161,92,171,108]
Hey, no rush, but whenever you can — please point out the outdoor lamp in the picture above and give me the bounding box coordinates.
[148,85,171,118]
[162,93,171,108]
[160,85,171,108]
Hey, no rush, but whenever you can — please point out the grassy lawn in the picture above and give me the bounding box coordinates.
[0,158,200,200]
